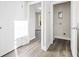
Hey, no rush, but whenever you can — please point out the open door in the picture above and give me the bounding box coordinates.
[71,2,77,57]
[41,2,52,51]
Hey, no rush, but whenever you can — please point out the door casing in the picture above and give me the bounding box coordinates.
[51,1,77,57]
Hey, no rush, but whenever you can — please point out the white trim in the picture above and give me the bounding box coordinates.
[51,1,69,5]
[71,2,77,57]
[54,36,70,40]
[28,1,41,6]
[50,2,54,44]
[30,36,35,40]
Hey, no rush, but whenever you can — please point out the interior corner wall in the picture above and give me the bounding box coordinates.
[28,4,35,41]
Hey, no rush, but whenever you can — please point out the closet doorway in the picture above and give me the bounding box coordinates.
[52,1,72,56]
[53,2,71,40]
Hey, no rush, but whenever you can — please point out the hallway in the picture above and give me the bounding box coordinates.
[3,38,72,57]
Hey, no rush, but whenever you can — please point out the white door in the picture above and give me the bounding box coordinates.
[75,2,79,57]
[41,1,52,51]
[71,2,77,57]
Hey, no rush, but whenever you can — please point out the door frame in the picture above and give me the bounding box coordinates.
[28,2,43,49]
[52,1,71,40]
[51,1,77,57]
[51,1,71,40]
[50,1,69,44]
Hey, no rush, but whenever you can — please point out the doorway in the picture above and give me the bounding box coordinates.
[52,1,72,56]
[53,2,71,40]
[35,12,41,40]
[29,2,41,47]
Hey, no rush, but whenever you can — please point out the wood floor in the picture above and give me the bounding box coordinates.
[3,38,72,57]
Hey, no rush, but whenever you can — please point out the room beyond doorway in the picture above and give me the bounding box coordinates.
[53,2,71,40]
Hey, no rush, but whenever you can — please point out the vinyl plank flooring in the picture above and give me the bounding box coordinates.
[3,38,72,57]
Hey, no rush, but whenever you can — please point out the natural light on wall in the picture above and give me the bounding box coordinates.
[14,20,28,57]
[14,20,28,39]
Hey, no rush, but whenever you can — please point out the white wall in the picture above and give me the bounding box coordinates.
[70,1,79,56]
[14,20,30,48]
[0,1,78,57]
[70,1,79,57]
[0,1,28,56]
[41,1,52,51]
[15,21,28,39]
[28,4,36,40]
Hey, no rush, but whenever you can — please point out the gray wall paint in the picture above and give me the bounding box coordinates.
[53,2,71,39]
[77,29,79,56]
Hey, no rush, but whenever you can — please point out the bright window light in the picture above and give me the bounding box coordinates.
[14,20,28,39]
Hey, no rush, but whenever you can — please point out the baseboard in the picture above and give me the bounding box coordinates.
[1,36,30,57]
[54,36,70,40]
[0,47,14,57]
[30,36,35,40]
[1,47,14,57]
[16,36,30,48]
